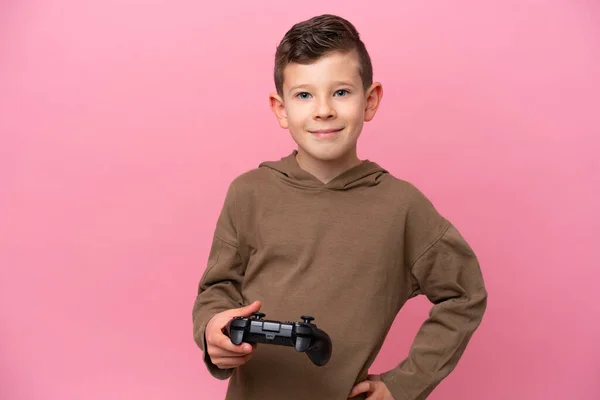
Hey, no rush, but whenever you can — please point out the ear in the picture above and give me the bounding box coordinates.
[363,82,383,122]
[269,92,288,129]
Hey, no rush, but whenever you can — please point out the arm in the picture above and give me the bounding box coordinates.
[380,196,488,399]
[192,183,247,379]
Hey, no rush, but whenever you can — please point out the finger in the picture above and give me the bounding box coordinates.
[212,337,254,355]
[349,381,372,397]
[213,353,253,369]
[213,301,263,332]
[226,300,262,318]
[207,328,254,354]
[209,342,255,358]
[366,389,386,400]
[215,353,253,364]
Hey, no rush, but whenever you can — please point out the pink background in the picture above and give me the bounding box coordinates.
[1,1,599,399]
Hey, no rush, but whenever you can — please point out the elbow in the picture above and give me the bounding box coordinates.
[466,285,488,328]
[442,284,488,329]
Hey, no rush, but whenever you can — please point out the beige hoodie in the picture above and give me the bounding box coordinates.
[192,151,487,400]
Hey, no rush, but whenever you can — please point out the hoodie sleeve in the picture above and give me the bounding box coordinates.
[380,189,488,400]
[192,182,246,380]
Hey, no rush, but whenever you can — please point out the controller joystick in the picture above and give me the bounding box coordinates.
[225,313,332,366]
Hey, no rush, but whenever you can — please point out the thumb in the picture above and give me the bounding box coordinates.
[229,300,262,317]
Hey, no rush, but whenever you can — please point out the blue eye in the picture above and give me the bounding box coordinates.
[335,89,349,97]
[296,92,311,99]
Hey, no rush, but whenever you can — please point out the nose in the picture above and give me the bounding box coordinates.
[312,98,336,120]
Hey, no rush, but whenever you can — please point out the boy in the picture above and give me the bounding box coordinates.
[192,14,487,400]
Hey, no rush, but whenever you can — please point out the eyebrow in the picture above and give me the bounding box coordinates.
[288,81,357,93]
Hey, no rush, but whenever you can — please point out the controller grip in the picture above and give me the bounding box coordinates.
[225,317,248,345]
[229,328,245,345]
[306,330,332,366]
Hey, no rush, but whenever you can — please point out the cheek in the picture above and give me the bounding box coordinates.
[337,100,364,120]
[285,105,309,127]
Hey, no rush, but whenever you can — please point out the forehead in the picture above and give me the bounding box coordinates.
[282,50,362,89]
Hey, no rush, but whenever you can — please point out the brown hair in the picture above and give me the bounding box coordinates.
[274,14,373,96]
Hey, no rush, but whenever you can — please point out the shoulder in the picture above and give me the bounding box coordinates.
[378,171,450,244]
[380,175,451,267]
[214,167,270,233]
[381,173,423,197]
[378,171,441,213]
[227,166,271,194]
[219,165,276,210]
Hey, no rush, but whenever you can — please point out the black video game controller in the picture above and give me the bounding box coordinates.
[225,312,332,366]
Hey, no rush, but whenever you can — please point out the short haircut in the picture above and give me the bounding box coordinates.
[274,14,373,96]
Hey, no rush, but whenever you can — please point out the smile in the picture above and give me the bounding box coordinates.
[309,128,344,139]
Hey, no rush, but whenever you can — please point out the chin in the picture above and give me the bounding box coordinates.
[302,147,351,163]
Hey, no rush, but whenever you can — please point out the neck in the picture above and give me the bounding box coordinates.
[295,150,361,184]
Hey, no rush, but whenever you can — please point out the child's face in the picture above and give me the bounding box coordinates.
[270,50,382,166]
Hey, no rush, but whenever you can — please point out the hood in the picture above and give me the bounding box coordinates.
[259,150,388,191]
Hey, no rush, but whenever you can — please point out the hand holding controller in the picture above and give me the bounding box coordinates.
[225,312,333,366]
[204,301,263,370]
